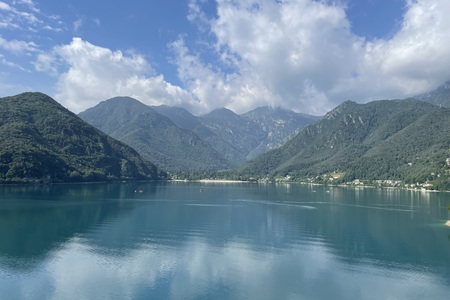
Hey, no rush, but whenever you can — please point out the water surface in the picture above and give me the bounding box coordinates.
[0,182,449,299]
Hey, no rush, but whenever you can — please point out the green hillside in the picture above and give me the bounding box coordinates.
[0,93,164,183]
[239,100,450,190]
[79,97,231,172]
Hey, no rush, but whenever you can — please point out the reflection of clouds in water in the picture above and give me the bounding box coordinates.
[3,236,448,300]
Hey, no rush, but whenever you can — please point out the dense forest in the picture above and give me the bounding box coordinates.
[0,93,166,183]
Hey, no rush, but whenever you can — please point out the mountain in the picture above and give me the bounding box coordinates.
[154,105,320,165]
[152,105,202,131]
[242,106,321,159]
[79,97,231,172]
[239,99,450,190]
[415,81,450,107]
[153,106,248,165]
[199,108,266,164]
[0,93,163,183]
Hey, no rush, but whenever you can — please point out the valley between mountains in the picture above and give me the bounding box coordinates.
[0,82,449,190]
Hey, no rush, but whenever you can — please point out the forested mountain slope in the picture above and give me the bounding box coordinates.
[239,100,450,189]
[0,93,163,183]
[79,97,231,172]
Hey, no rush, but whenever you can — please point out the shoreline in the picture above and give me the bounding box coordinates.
[169,179,450,192]
[170,179,248,183]
[1,179,449,193]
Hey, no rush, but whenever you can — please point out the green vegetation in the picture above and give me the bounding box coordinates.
[155,105,320,165]
[0,93,165,183]
[238,100,450,191]
[79,97,231,172]
[81,97,319,174]
[2,92,449,191]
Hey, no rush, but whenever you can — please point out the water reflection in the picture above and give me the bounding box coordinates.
[0,183,158,269]
[0,183,449,299]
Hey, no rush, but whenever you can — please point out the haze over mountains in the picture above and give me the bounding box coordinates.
[416,81,450,108]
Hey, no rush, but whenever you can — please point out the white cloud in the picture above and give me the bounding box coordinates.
[51,38,198,113]
[0,35,38,54]
[176,0,450,114]
[177,0,359,114]
[17,0,40,13]
[73,17,84,32]
[187,0,209,30]
[3,233,448,299]
[0,1,12,11]
[33,52,57,75]
[12,0,450,116]
[0,53,29,71]
[0,0,63,32]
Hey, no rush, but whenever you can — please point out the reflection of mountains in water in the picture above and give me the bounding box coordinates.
[0,183,159,270]
[82,184,450,276]
[298,188,450,271]
[1,183,449,276]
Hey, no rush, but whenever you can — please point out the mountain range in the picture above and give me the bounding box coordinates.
[1,81,449,189]
[79,97,320,172]
[239,99,450,190]
[79,97,231,173]
[154,104,321,163]
[0,93,164,183]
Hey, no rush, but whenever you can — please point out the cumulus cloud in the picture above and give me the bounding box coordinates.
[175,0,450,114]
[50,38,198,113]
[26,0,450,115]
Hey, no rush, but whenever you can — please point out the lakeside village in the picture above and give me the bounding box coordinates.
[259,158,450,191]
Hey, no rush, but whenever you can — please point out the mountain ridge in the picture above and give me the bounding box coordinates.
[0,92,164,183]
[414,81,450,108]
[154,103,321,164]
[238,99,450,190]
[79,97,231,172]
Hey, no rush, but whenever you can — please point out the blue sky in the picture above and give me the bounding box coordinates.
[1,0,449,115]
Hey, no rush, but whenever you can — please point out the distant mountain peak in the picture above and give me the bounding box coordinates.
[99,96,145,107]
[80,99,231,172]
[414,80,450,108]
[240,99,450,190]
[208,107,235,114]
[324,100,357,120]
[202,107,239,121]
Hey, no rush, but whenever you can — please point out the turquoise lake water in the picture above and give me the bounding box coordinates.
[0,182,449,299]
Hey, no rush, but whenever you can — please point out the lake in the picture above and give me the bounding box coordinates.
[0,182,449,299]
